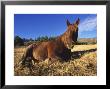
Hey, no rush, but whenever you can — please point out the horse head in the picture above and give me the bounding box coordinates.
[65,18,80,49]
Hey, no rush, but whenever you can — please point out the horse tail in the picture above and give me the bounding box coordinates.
[20,44,36,67]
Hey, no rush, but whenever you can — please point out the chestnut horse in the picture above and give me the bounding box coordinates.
[21,18,80,66]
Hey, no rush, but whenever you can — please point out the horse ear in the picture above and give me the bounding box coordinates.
[67,19,70,26]
[76,18,80,25]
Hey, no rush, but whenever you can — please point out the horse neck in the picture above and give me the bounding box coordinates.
[56,31,68,47]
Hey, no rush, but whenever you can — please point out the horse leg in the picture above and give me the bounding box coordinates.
[48,52,61,63]
[19,53,34,71]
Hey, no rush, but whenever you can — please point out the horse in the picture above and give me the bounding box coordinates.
[21,18,80,67]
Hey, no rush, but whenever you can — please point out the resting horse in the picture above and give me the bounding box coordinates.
[21,18,80,67]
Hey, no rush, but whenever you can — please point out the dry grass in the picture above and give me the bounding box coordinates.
[71,45,97,52]
[14,44,97,76]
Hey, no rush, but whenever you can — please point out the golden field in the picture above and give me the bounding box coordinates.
[14,44,97,76]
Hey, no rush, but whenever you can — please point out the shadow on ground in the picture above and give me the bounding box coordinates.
[71,48,97,60]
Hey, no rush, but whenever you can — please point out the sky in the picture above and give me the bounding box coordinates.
[14,14,97,39]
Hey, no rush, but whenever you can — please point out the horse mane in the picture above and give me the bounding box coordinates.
[55,30,68,47]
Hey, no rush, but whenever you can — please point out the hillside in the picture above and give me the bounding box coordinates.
[78,38,97,43]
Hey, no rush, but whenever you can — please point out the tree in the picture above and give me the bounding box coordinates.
[14,36,24,46]
[49,36,56,41]
[29,38,34,41]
